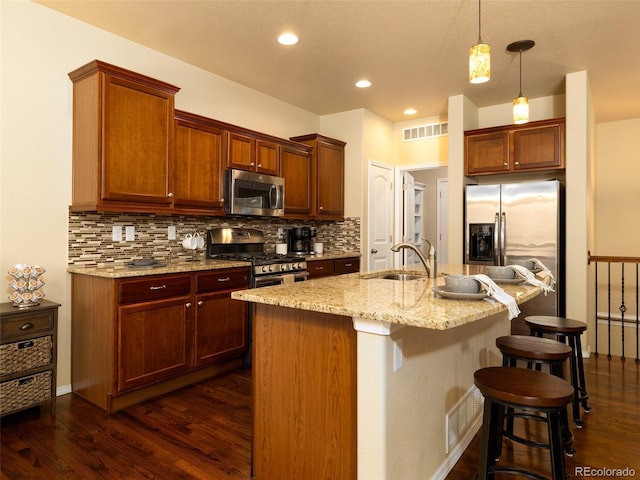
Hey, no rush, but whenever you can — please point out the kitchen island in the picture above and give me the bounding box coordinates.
[232,265,541,480]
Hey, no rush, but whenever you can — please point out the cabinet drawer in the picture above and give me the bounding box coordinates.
[1,310,55,339]
[0,370,52,416]
[196,268,249,293]
[307,260,335,277]
[0,336,53,376]
[119,275,192,304]
[335,258,360,274]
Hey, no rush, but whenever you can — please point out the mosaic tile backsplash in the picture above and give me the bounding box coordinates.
[68,212,360,266]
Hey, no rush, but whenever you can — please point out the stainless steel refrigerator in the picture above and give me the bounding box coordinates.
[464,179,564,330]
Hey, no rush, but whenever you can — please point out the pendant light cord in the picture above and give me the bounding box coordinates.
[477,0,483,43]
[518,49,523,97]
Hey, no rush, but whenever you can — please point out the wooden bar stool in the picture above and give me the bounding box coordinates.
[474,367,574,480]
[496,335,574,455]
[525,316,591,427]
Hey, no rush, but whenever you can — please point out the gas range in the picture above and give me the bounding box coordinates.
[206,228,308,286]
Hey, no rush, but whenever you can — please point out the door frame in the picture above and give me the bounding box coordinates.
[394,162,446,268]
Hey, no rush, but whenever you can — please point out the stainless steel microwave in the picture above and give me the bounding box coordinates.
[224,169,285,217]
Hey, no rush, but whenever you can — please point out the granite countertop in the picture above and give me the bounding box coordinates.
[66,250,361,279]
[67,259,251,278]
[231,264,542,331]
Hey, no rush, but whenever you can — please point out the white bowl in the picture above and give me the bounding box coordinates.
[487,266,515,279]
[512,259,535,270]
[444,275,481,293]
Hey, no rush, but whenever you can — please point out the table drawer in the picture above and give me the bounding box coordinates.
[0,370,52,416]
[119,275,192,304]
[196,268,249,293]
[0,310,54,339]
[0,336,53,376]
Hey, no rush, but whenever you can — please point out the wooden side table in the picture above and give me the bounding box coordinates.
[0,299,60,416]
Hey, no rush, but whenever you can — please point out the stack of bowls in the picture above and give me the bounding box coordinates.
[444,275,481,293]
[487,266,516,280]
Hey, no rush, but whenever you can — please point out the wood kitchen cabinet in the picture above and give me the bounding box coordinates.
[465,118,565,176]
[281,143,313,216]
[71,267,248,412]
[307,257,360,278]
[68,60,180,213]
[227,132,280,176]
[290,134,347,220]
[174,110,227,213]
[194,269,249,366]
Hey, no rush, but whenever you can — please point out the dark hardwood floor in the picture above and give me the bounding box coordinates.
[1,357,638,480]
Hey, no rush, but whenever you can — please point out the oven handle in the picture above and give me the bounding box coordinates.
[254,271,308,287]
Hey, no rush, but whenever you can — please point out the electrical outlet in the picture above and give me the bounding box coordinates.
[168,225,176,240]
[112,226,122,242]
[393,338,403,372]
[125,226,135,241]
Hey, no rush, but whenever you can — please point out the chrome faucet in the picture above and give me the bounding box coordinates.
[390,240,436,278]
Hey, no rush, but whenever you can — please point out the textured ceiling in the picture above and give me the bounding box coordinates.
[36,0,640,123]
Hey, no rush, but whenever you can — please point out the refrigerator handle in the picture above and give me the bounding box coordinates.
[500,212,507,266]
[494,212,500,266]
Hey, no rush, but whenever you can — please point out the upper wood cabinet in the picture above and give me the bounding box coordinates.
[281,143,313,216]
[290,134,347,220]
[465,118,565,176]
[228,132,280,176]
[174,110,227,213]
[68,60,180,213]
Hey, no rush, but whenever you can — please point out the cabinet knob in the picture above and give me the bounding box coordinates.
[319,206,324,211]
[220,198,225,204]
[515,161,520,165]
[503,163,508,166]
[258,163,262,168]
[185,302,192,308]
[197,301,204,307]
[167,192,174,198]
[250,162,255,166]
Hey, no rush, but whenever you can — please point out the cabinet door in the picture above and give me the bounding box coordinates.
[117,296,192,392]
[174,119,226,210]
[465,132,511,175]
[195,291,248,366]
[316,140,344,218]
[227,132,256,171]
[513,124,564,171]
[102,74,173,205]
[281,146,312,215]
[256,140,280,175]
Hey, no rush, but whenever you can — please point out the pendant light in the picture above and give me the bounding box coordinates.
[469,0,490,84]
[507,40,535,124]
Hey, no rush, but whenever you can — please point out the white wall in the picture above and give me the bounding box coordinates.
[0,0,320,390]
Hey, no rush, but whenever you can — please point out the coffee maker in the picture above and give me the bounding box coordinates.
[287,227,316,254]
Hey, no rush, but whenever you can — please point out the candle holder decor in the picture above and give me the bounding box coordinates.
[7,264,45,308]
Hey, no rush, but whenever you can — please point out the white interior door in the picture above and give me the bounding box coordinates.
[368,162,393,272]
[437,178,449,264]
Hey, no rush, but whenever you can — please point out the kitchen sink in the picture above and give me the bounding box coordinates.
[368,272,429,281]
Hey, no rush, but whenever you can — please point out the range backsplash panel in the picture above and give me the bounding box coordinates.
[68,212,360,266]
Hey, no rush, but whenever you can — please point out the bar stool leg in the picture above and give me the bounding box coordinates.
[550,362,575,456]
[478,398,500,480]
[574,334,591,413]
[548,411,569,480]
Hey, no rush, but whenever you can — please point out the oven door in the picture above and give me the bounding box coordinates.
[253,271,308,288]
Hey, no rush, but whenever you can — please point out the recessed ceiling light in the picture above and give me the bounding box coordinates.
[277,33,299,46]
[404,108,417,115]
[355,79,372,88]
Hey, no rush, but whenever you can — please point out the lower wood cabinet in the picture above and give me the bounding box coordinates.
[307,257,360,279]
[71,267,249,412]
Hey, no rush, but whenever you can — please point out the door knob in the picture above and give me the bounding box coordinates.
[370,248,378,254]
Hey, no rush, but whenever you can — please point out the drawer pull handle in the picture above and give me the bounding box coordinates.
[20,322,34,330]
[217,277,231,282]
[344,263,352,267]
[149,285,167,290]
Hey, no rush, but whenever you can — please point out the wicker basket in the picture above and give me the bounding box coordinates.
[0,336,53,376]
[0,370,52,415]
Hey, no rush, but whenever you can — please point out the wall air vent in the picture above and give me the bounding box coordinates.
[403,122,448,142]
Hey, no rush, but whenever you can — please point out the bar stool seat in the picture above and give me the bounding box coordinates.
[496,335,574,455]
[525,316,591,427]
[474,367,574,480]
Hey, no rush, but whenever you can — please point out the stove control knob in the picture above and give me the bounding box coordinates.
[281,264,289,272]
[261,265,269,273]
